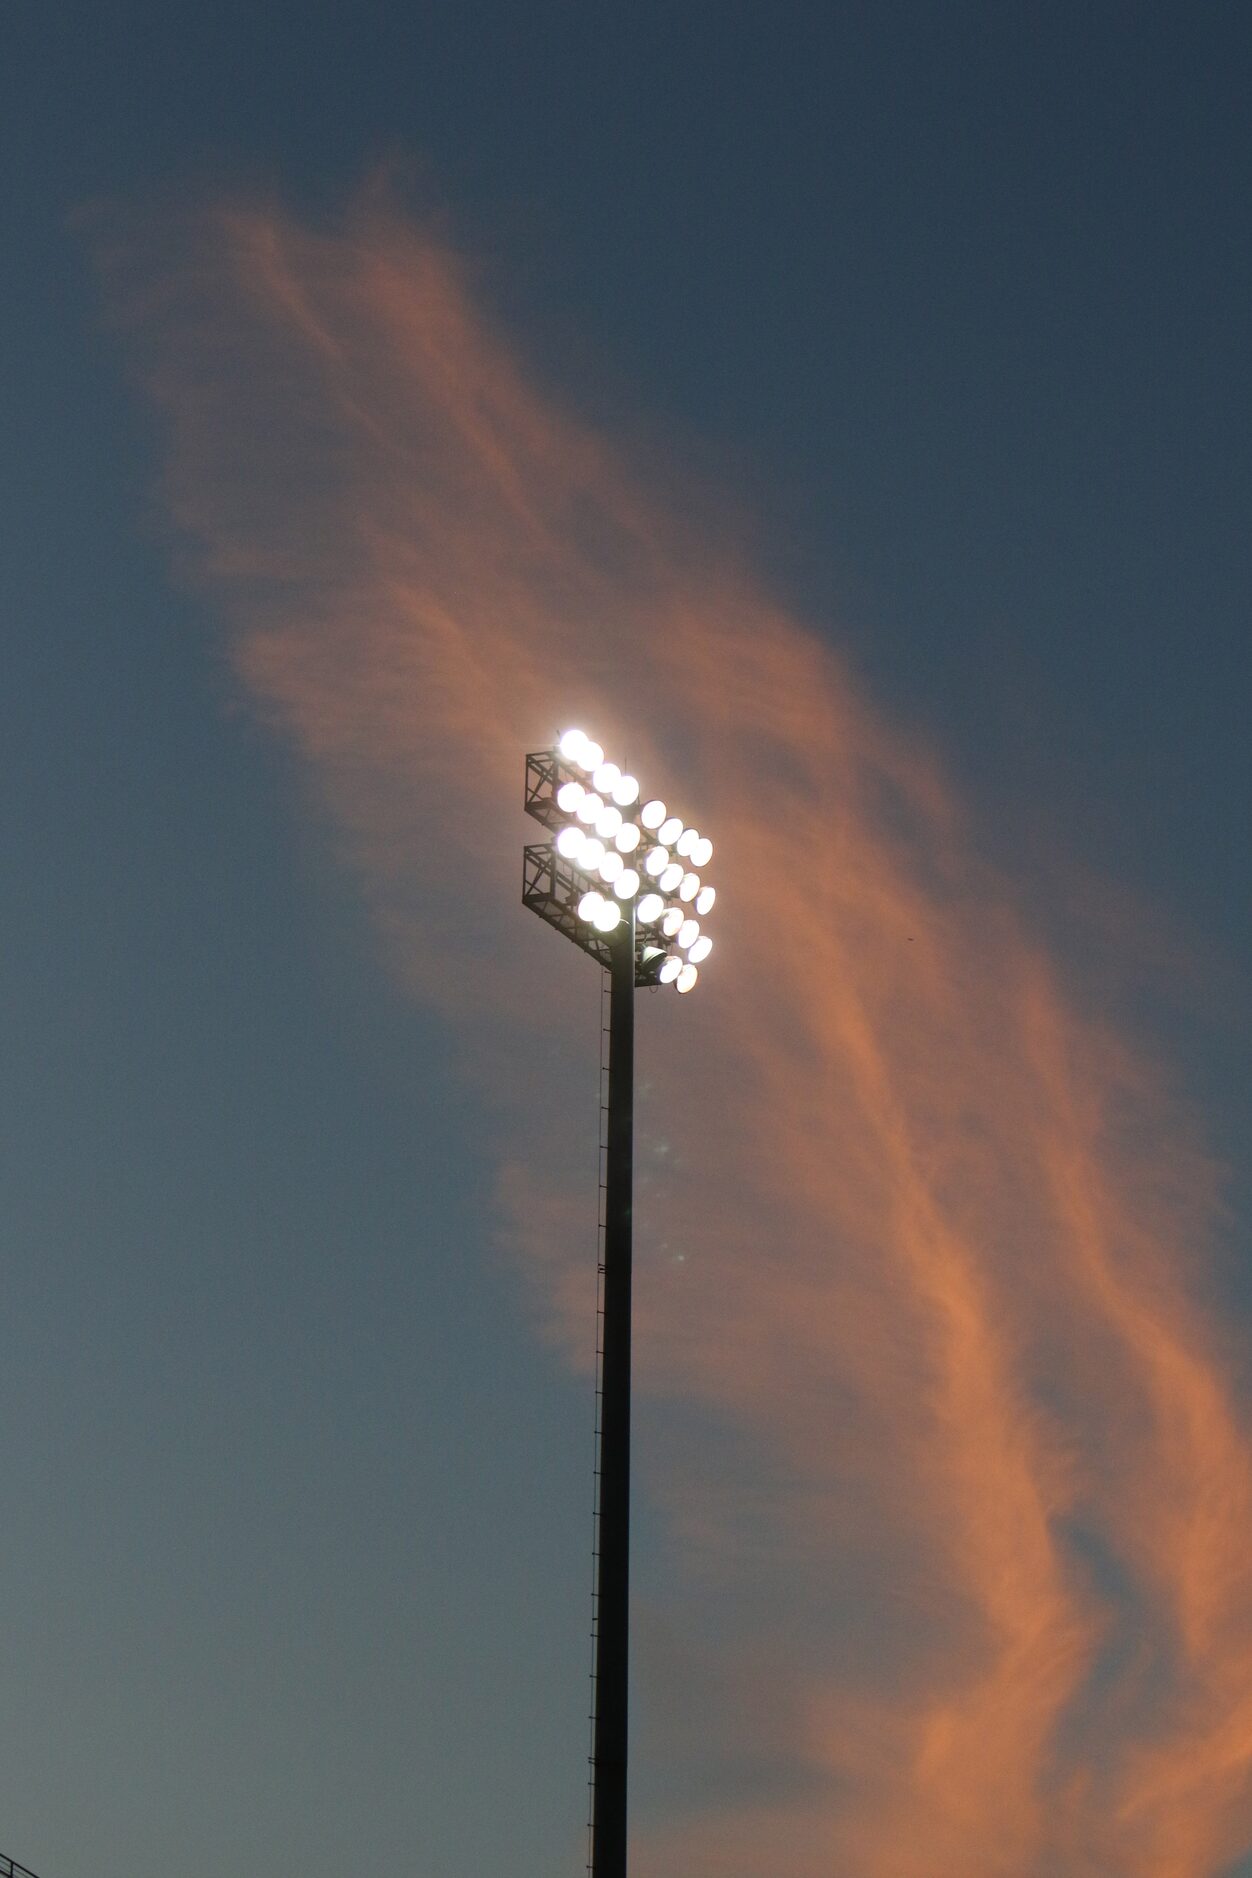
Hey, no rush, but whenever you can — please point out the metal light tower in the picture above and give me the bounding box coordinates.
[523,728,716,1878]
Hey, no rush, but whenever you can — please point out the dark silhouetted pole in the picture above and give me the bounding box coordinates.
[591,906,635,1877]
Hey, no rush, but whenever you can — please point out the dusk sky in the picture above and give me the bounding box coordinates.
[5,6,1252,1875]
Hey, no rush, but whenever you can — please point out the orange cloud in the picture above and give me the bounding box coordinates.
[96,184,1252,1875]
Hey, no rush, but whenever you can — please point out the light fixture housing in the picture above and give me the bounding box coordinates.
[524,741,717,990]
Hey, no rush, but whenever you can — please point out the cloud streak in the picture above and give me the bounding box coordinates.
[96,184,1252,1875]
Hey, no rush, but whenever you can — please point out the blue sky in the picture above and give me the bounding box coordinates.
[4,6,1251,1874]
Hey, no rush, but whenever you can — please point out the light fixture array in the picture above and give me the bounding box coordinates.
[526,728,716,994]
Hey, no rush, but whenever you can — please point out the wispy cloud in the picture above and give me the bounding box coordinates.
[96,184,1252,1875]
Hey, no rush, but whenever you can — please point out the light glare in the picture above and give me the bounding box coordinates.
[534,741,717,981]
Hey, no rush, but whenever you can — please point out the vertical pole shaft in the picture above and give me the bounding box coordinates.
[592,909,635,1878]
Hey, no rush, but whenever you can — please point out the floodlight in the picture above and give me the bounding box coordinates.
[523,739,717,990]
[521,732,719,1878]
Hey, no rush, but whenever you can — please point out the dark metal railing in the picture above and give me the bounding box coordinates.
[1,1855,42,1878]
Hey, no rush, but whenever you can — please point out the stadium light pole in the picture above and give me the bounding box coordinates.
[522,729,716,1878]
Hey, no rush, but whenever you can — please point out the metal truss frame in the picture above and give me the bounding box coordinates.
[522,752,664,987]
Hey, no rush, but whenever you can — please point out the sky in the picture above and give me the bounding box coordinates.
[3,5,1251,1875]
